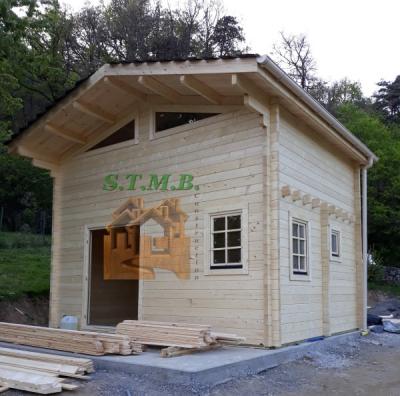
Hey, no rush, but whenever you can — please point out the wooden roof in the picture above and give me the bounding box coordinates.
[7,55,376,171]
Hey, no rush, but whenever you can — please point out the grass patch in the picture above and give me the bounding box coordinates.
[0,232,51,301]
[368,281,400,297]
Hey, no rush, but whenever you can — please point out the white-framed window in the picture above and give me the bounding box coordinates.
[289,216,311,281]
[211,212,242,269]
[330,227,342,261]
[204,205,248,275]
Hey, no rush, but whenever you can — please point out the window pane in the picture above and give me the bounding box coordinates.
[213,217,225,231]
[213,233,225,249]
[88,120,135,151]
[156,112,218,132]
[292,238,299,254]
[227,231,241,247]
[299,240,305,255]
[213,250,225,264]
[299,256,306,270]
[292,223,298,237]
[299,224,305,238]
[331,234,337,252]
[227,215,241,230]
[293,255,299,269]
[228,249,241,263]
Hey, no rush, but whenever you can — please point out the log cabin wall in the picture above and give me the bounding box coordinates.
[278,108,359,344]
[50,106,267,345]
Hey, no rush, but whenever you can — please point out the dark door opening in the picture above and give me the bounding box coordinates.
[88,228,139,326]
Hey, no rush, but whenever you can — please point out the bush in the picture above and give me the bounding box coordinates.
[0,232,51,249]
[368,263,385,283]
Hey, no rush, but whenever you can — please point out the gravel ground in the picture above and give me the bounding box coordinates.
[5,331,400,395]
[60,331,400,396]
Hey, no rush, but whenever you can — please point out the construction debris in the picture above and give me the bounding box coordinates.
[0,322,142,356]
[0,347,94,373]
[116,320,244,356]
[0,347,94,394]
[382,319,400,334]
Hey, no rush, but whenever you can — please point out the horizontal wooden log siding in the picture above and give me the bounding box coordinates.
[278,109,358,344]
[50,108,266,344]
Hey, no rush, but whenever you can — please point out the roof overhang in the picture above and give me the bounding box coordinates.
[8,55,377,172]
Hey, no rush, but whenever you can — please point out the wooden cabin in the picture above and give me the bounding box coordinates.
[8,55,377,347]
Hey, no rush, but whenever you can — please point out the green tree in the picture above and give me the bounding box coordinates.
[374,76,400,123]
[336,103,400,266]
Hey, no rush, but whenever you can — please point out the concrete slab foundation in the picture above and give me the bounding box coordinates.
[0,331,360,386]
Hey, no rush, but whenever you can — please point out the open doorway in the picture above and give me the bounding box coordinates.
[88,228,139,326]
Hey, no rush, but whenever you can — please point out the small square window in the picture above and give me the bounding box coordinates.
[210,212,243,270]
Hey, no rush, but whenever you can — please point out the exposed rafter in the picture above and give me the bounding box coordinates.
[179,75,222,104]
[61,110,138,161]
[45,124,86,145]
[232,74,269,107]
[104,77,147,102]
[232,74,270,126]
[16,145,59,175]
[137,76,180,103]
[73,101,115,124]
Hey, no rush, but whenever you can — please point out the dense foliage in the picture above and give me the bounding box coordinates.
[1,4,400,265]
[0,0,245,233]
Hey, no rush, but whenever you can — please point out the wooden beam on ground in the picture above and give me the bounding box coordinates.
[137,76,180,103]
[0,322,140,356]
[72,101,115,124]
[179,75,222,104]
[104,77,147,102]
[44,124,86,145]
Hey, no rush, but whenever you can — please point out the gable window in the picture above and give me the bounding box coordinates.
[330,229,341,260]
[155,112,218,133]
[210,212,242,270]
[88,120,136,151]
[291,219,309,276]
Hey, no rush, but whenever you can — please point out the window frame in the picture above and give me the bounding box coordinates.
[204,205,249,276]
[149,106,241,140]
[289,215,312,281]
[329,226,342,262]
[85,113,139,154]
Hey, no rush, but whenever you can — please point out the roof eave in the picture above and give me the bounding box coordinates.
[257,55,378,165]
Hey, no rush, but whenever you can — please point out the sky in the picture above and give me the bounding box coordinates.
[62,0,399,96]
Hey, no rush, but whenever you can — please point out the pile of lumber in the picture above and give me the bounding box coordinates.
[116,320,213,349]
[0,347,94,394]
[116,320,245,357]
[0,322,142,356]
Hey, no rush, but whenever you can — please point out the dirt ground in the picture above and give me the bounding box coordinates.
[0,296,49,326]
[17,331,393,396]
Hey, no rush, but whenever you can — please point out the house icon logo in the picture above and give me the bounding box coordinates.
[104,197,191,280]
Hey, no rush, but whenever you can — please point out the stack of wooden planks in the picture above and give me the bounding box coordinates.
[116,320,213,349]
[0,322,142,356]
[0,347,94,394]
[116,320,245,357]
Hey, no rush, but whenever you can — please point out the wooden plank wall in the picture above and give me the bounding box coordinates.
[50,107,266,344]
[278,109,359,344]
